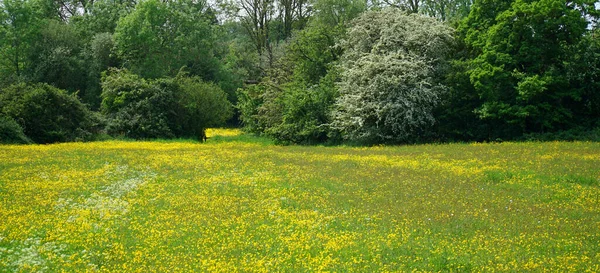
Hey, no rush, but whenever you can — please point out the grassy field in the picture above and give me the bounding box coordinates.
[0,129,599,272]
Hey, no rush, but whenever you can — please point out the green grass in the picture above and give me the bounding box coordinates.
[0,131,599,272]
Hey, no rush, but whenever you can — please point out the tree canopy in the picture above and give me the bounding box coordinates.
[459,0,600,139]
[0,0,599,144]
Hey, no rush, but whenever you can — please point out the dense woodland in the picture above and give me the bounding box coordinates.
[0,0,599,144]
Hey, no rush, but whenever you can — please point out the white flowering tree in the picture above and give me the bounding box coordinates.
[331,9,454,143]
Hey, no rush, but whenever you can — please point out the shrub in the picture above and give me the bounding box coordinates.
[236,21,345,145]
[101,69,232,140]
[0,115,31,144]
[101,69,178,139]
[237,83,266,135]
[521,127,600,142]
[330,9,454,144]
[265,75,339,145]
[0,83,102,143]
[175,75,233,140]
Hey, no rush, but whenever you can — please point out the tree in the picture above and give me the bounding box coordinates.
[0,0,42,85]
[114,0,219,80]
[460,0,600,139]
[236,0,312,72]
[331,9,454,143]
[71,0,137,40]
[236,0,366,143]
[28,19,86,92]
[79,32,120,108]
[237,0,366,143]
[421,0,472,22]
[287,0,365,84]
[210,20,262,108]
[380,0,421,13]
[378,0,473,22]
[238,0,276,70]
[275,0,310,40]
[310,0,366,27]
[263,72,339,144]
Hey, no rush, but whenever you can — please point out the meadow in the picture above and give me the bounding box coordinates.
[0,129,599,272]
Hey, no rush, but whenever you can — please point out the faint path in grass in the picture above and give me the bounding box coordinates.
[0,163,156,272]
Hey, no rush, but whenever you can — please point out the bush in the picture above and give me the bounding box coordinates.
[0,115,31,144]
[237,75,339,145]
[101,70,178,139]
[0,83,102,143]
[521,127,600,142]
[176,75,233,140]
[266,75,339,145]
[237,83,267,135]
[101,69,232,140]
[330,9,454,144]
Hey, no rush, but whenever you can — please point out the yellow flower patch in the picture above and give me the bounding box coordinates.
[1,131,599,271]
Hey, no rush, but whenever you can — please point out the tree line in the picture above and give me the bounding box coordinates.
[1,0,598,144]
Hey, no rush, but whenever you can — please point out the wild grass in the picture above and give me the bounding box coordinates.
[0,129,598,272]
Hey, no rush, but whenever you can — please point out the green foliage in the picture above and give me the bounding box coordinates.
[71,0,136,39]
[0,0,42,85]
[331,9,454,143]
[252,23,347,144]
[114,0,219,80]
[435,56,489,142]
[521,127,600,142]
[100,69,179,139]
[238,75,336,145]
[421,0,472,22]
[237,84,267,134]
[285,24,343,85]
[266,74,339,144]
[79,32,120,109]
[101,69,232,140]
[0,83,102,143]
[176,74,234,139]
[0,0,597,145]
[28,19,86,92]
[236,43,340,144]
[459,0,600,139]
[568,27,600,127]
[212,22,261,106]
[310,0,366,27]
[0,115,31,144]
[237,0,364,144]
